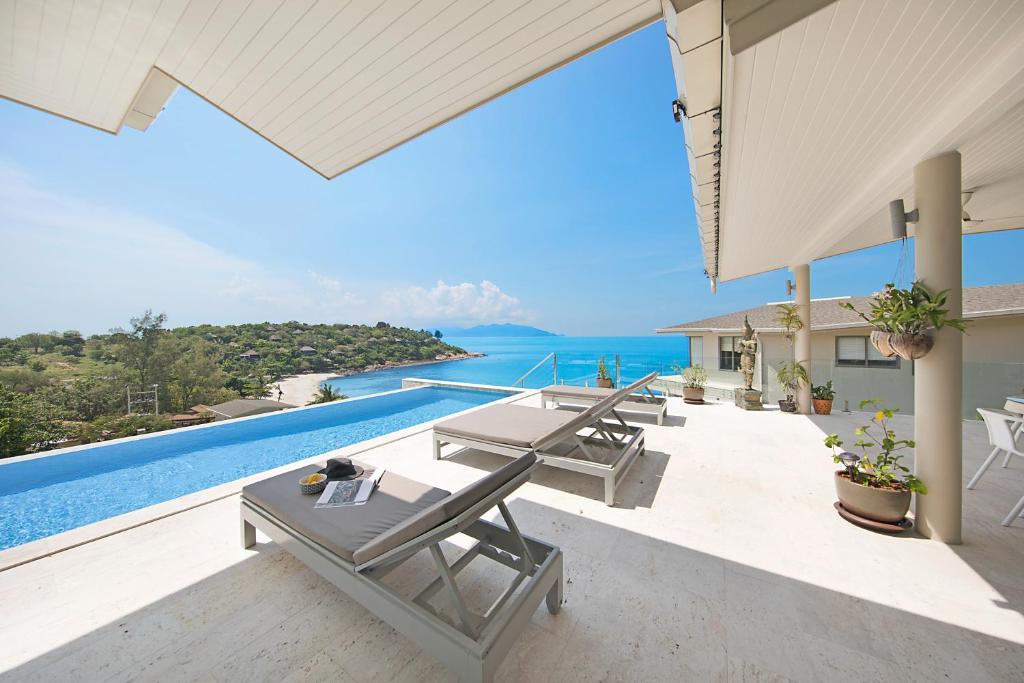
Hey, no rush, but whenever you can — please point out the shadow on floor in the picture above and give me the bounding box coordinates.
[5,494,1022,683]
[440,446,670,510]
[801,411,1024,617]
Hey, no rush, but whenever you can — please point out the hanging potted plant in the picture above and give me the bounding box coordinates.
[775,361,807,413]
[811,380,835,415]
[596,356,613,389]
[838,282,966,361]
[678,364,707,404]
[825,400,926,526]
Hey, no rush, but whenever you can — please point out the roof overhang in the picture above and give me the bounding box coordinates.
[1,1,664,179]
[664,0,1024,285]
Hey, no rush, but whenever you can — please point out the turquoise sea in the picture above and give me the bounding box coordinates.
[326,336,690,397]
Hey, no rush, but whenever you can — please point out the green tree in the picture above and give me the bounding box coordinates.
[434,329,443,339]
[308,385,346,405]
[110,310,169,390]
[170,340,226,411]
[0,384,69,458]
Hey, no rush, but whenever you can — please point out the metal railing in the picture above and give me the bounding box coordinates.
[513,352,557,387]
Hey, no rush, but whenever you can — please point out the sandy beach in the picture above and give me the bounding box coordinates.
[274,353,484,406]
[273,373,335,406]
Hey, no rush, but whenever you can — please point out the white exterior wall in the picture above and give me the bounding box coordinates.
[685,315,1023,416]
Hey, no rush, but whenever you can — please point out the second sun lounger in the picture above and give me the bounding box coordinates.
[540,377,668,425]
[433,373,654,506]
[241,452,561,683]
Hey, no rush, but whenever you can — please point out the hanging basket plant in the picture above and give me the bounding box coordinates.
[840,282,966,361]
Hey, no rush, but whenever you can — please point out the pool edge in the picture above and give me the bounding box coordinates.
[0,384,532,572]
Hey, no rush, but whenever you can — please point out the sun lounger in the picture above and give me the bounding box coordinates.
[240,452,562,683]
[432,373,653,506]
[540,376,667,425]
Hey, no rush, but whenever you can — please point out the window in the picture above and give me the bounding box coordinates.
[836,336,899,368]
[688,336,703,367]
[719,336,741,370]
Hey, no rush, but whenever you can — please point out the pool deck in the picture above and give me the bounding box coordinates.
[1,393,1022,682]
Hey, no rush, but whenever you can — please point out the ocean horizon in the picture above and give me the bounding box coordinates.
[325,335,690,397]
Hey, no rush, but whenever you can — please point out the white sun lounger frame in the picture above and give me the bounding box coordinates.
[241,463,562,683]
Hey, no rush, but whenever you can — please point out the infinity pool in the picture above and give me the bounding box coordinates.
[0,386,506,550]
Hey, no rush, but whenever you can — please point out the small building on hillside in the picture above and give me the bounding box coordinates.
[269,334,282,342]
[299,345,316,356]
[203,399,294,421]
[657,283,1024,417]
[239,349,260,362]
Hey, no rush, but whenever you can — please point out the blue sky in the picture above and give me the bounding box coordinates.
[1,23,1021,338]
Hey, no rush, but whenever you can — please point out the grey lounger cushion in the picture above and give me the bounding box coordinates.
[434,404,579,448]
[542,385,616,400]
[356,452,536,564]
[243,453,537,566]
[243,464,450,564]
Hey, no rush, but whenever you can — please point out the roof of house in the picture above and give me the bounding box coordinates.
[657,283,1024,334]
[205,399,295,419]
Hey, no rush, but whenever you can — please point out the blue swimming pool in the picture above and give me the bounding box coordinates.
[0,386,505,551]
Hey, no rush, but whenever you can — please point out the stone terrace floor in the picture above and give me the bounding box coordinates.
[1,393,1022,682]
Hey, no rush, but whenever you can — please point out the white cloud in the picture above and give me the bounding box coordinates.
[0,164,530,334]
[381,279,527,325]
[308,271,363,305]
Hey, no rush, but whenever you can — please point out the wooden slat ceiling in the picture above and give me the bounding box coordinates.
[0,0,663,178]
[666,0,1024,283]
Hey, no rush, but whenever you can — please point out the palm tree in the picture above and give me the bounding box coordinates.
[308,385,346,405]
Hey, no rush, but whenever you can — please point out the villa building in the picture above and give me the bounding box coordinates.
[659,283,1024,415]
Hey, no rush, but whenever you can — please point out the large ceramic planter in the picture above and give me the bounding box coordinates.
[870,330,896,358]
[682,386,705,404]
[834,471,911,524]
[889,333,934,360]
[813,399,833,415]
[777,399,797,413]
[596,378,613,389]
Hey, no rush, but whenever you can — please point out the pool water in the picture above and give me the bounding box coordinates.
[0,386,504,550]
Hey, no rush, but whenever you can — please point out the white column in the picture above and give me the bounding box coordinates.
[913,151,963,544]
[792,264,811,414]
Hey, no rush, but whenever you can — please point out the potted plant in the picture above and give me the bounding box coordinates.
[839,281,966,360]
[811,380,835,415]
[596,356,613,389]
[774,303,806,411]
[824,400,926,525]
[775,361,807,413]
[679,364,707,404]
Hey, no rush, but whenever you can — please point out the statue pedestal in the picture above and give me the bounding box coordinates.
[734,388,763,411]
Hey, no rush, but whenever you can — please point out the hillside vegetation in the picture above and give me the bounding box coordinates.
[0,312,466,458]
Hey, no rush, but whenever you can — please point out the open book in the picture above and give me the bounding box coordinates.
[314,468,385,509]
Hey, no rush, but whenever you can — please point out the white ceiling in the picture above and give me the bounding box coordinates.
[0,0,663,178]
[665,0,1024,283]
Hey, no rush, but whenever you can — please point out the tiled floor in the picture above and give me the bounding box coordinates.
[1,394,1022,682]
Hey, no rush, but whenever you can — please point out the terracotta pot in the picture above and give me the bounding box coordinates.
[682,386,705,404]
[813,399,833,415]
[596,378,613,389]
[889,333,934,360]
[777,399,797,413]
[870,330,896,358]
[834,471,911,524]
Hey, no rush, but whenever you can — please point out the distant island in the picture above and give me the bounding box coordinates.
[440,323,559,338]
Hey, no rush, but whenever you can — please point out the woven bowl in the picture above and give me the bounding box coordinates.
[299,473,328,495]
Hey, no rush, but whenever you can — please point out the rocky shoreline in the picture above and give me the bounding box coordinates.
[332,351,485,378]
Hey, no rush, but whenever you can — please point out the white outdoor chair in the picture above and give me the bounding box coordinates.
[968,408,1024,526]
